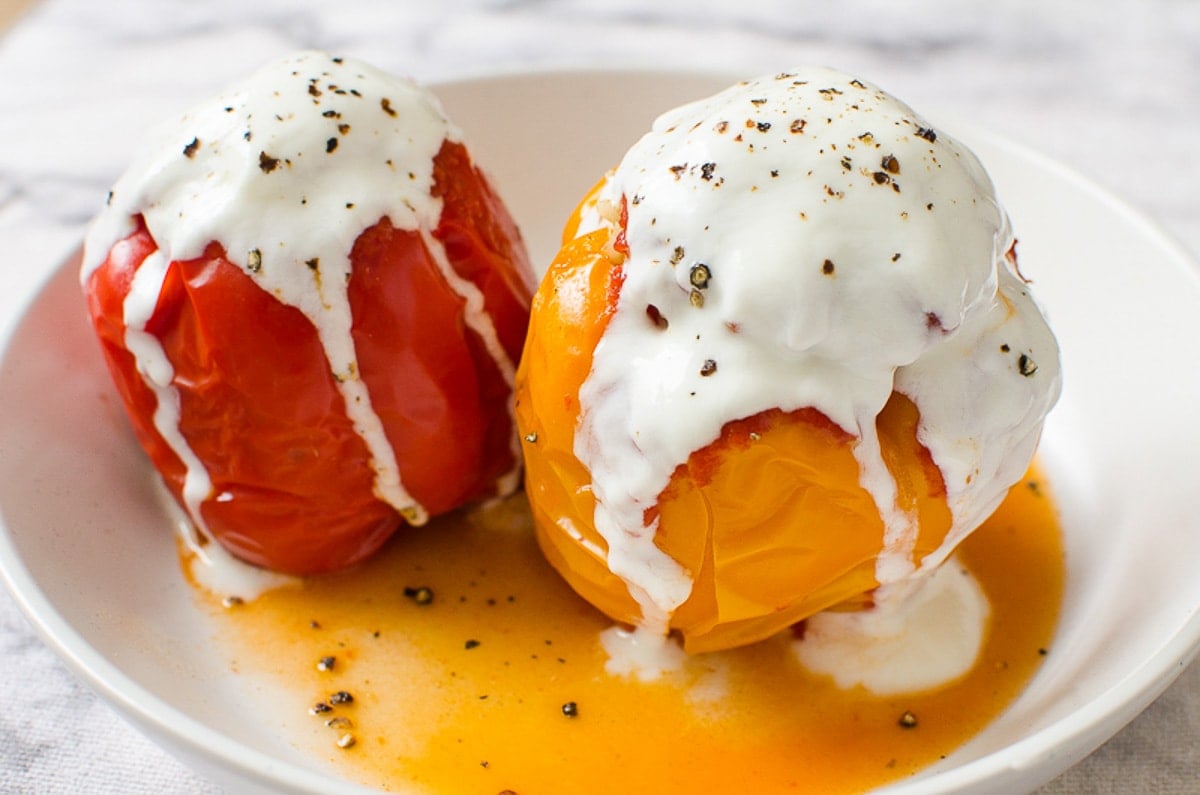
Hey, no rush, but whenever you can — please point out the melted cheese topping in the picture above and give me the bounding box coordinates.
[82,51,519,531]
[574,68,1062,655]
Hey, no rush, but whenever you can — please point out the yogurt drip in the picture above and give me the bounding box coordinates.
[575,68,1061,656]
[82,51,520,533]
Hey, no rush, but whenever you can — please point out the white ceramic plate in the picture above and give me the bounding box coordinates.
[2,70,1199,795]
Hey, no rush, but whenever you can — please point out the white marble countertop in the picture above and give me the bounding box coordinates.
[0,0,1197,792]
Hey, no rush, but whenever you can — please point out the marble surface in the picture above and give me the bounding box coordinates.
[1,0,1198,792]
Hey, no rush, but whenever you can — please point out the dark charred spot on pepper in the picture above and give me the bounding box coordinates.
[306,257,320,271]
[1018,353,1038,377]
[840,156,852,171]
[669,163,687,180]
[326,137,339,154]
[756,121,772,133]
[822,259,835,276]
[790,118,807,134]
[872,171,890,185]
[380,97,397,117]
[881,154,900,174]
[700,359,717,377]
[329,690,354,705]
[926,312,946,333]
[317,655,336,672]
[670,246,685,265]
[700,162,717,181]
[916,126,937,142]
[1000,343,1011,353]
[183,137,200,159]
[338,123,351,135]
[891,252,902,262]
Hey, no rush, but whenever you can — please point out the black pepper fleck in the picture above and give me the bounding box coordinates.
[258,152,281,174]
[305,257,320,270]
[756,121,771,132]
[326,137,339,153]
[561,701,579,717]
[465,639,481,650]
[403,586,434,605]
[329,690,354,705]
[646,304,669,330]
[916,126,937,142]
[317,656,336,672]
[182,138,200,159]
[700,359,717,377]
[310,702,333,715]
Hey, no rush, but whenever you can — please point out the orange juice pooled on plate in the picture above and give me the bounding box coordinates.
[210,476,1062,794]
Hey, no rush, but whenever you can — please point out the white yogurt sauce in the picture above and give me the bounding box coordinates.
[575,68,1060,685]
[794,555,991,695]
[83,51,521,539]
